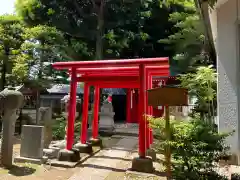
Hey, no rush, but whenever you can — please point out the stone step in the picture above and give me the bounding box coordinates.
[43,148,60,159]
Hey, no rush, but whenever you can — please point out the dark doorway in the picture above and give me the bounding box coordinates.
[112,95,126,122]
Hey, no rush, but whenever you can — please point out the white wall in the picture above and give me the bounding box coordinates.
[215,0,240,154]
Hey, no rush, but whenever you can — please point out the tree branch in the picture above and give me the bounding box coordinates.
[72,0,88,17]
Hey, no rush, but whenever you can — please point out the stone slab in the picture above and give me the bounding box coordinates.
[14,156,43,165]
[69,135,138,180]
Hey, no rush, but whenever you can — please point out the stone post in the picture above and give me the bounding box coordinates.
[0,86,24,168]
[39,107,53,148]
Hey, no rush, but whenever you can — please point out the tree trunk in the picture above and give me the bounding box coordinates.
[36,40,44,124]
[95,0,104,60]
[95,0,105,106]
[1,47,9,91]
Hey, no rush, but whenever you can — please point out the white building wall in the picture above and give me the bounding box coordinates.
[215,0,240,155]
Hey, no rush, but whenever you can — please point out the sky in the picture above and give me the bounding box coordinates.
[0,0,15,15]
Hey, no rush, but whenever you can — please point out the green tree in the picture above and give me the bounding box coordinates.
[19,25,69,121]
[0,14,25,89]
[15,0,177,61]
[15,0,150,59]
[12,25,67,85]
[159,0,213,73]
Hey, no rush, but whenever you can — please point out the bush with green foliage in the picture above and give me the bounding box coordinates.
[52,116,66,140]
[149,117,231,180]
[179,65,217,122]
[52,115,81,140]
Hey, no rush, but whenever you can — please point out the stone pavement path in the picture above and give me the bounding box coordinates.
[68,135,138,180]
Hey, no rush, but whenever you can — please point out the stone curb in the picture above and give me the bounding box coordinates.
[45,148,101,168]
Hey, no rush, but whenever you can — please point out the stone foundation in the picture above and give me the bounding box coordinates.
[74,143,93,154]
[131,157,154,173]
[57,149,80,162]
[89,138,103,148]
[146,149,157,161]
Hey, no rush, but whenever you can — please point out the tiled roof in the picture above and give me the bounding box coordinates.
[102,88,126,95]
[47,84,126,95]
[47,84,84,94]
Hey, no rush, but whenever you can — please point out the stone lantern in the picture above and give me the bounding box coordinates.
[61,93,81,119]
[0,86,24,167]
[51,94,81,150]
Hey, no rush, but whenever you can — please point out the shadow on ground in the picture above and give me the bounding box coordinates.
[91,155,131,161]
[107,147,138,153]
[7,165,36,176]
[80,163,126,172]
[154,170,167,177]
[126,169,167,180]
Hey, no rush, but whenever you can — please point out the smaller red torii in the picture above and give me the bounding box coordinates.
[67,66,170,148]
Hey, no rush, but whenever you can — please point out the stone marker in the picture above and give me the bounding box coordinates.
[15,125,44,164]
[99,103,115,134]
[39,107,53,148]
[0,86,24,168]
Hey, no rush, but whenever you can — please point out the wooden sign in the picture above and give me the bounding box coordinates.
[147,87,188,107]
[147,86,188,180]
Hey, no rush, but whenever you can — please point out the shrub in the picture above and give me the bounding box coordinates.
[149,117,231,180]
[52,116,66,140]
[52,115,82,140]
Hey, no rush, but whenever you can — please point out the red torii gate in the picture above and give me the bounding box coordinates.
[52,57,169,170]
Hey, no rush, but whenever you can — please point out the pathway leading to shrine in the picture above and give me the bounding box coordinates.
[68,135,138,180]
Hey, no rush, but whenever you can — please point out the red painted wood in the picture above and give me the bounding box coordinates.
[139,64,147,157]
[80,83,90,144]
[92,86,100,139]
[126,89,131,123]
[66,68,77,150]
[53,57,169,69]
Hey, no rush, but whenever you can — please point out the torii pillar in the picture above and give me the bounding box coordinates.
[58,68,80,162]
[131,64,154,173]
[146,75,157,161]
[74,82,93,153]
[126,89,132,123]
[89,85,103,146]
